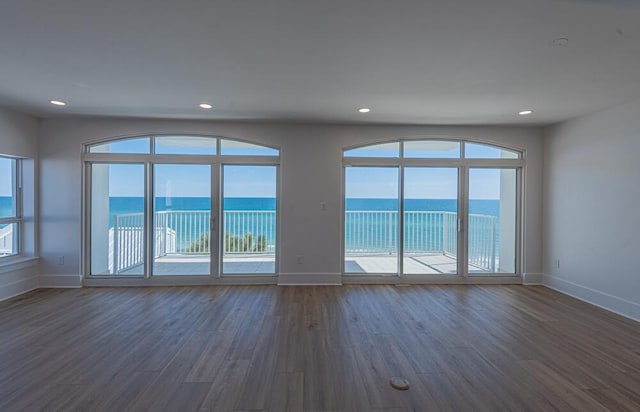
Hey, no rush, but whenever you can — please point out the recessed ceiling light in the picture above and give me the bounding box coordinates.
[358,107,371,113]
[199,103,213,109]
[50,100,66,106]
[518,110,533,115]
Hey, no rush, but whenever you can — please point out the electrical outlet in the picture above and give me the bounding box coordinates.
[57,256,65,265]
[296,255,304,264]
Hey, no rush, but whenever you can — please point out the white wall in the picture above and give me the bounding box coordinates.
[543,98,640,321]
[0,106,39,300]
[38,118,543,285]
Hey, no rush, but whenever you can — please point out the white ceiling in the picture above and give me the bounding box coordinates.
[1,0,639,125]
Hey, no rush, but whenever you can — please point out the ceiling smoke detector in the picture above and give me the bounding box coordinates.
[551,38,569,47]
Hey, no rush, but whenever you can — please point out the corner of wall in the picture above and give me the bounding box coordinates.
[542,274,640,323]
[39,274,83,288]
[0,258,40,301]
[522,273,543,285]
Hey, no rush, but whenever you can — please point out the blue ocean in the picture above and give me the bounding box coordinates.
[105,197,499,251]
[103,197,497,218]
[2,196,500,253]
[0,196,498,219]
[1,196,499,226]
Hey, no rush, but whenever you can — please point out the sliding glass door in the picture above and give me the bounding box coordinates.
[468,168,517,274]
[153,164,212,276]
[344,167,399,274]
[222,165,277,275]
[403,168,458,275]
[90,163,145,275]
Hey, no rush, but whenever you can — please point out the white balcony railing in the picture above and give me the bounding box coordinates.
[108,210,277,273]
[107,210,497,274]
[344,210,497,272]
[0,224,15,257]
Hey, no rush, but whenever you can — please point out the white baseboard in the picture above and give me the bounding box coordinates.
[523,273,543,285]
[0,257,39,274]
[278,273,342,286]
[543,274,640,323]
[39,274,82,288]
[0,276,39,302]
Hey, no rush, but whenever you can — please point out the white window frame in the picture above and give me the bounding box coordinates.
[82,134,280,283]
[0,156,22,260]
[342,139,524,280]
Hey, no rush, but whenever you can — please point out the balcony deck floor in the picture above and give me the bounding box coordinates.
[115,253,469,275]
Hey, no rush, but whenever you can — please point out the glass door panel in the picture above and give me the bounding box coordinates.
[222,165,277,274]
[90,164,145,275]
[344,167,399,274]
[153,164,212,275]
[468,168,517,274]
[403,168,458,275]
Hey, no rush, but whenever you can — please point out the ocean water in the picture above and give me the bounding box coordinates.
[107,197,498,214]
[2,196,501,253]
[0,195,499,219]
[106,197,278,226]
[102,197,500,251]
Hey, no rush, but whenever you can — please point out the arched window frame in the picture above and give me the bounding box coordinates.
[342,138,524,279]
[81,134,280,282]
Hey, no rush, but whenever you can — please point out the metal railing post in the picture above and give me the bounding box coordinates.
[490,216,496,272]
[113,215,119,273]
[443,212,449,255]
[388,212,393,254]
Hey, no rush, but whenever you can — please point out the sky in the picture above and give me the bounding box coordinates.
[88,138,514,200]
[103,164,508,199]
[345,167,510,200]
[105,164,277,197]
[0,158,14,197]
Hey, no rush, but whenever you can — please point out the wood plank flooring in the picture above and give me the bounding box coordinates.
[0,285,639,411]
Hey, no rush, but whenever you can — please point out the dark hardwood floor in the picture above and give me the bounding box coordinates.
[0,285,639,411]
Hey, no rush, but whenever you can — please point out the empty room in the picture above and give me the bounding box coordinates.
[1,0,639,411]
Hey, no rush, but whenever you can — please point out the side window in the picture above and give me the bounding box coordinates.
[0,156,20,258]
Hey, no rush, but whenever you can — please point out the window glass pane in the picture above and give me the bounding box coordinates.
[89,137,151,154]
[154,164,211,275]
[0,157,16,218]
[154,136,217,155]
[344,142,400,158]
[404,141,460,158]
[468,168,517,274]
[223,165,277,274]
[220,140,279,156]
[403,168,458,274]
[0,223,18,257]
[465,143,519,159]
[90,164,145,275]
[344,167,399,274]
